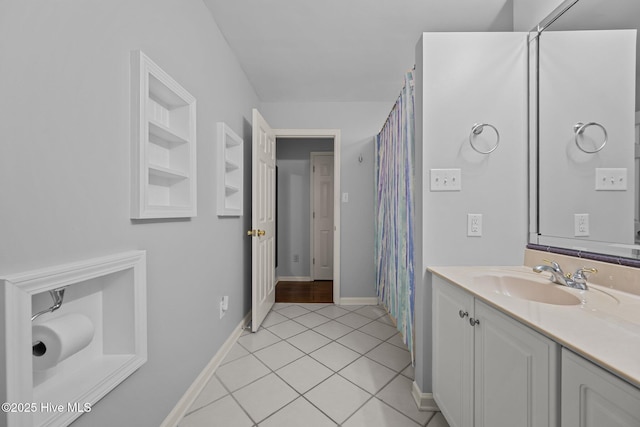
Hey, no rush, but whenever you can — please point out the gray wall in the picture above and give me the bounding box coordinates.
[414,32,529,393]
[0,1,258,425]
[262,102,392,298]
[513,0,563,31]
[276,138,333,279]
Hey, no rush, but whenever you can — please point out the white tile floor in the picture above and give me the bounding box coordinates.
[179,303,450,427]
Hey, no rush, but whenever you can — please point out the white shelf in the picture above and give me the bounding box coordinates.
[225,184,240,194]
[131,51,197,219]
[225,160,239,172]
[148,120,189,145]
[217,123,243,216]
[148,164,189,181]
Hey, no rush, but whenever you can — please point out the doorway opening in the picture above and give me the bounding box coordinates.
[273,130,340,303]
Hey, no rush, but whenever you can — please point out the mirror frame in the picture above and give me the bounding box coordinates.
[527,0,640,269]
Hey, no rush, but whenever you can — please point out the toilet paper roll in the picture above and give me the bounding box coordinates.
[32,313,94,370]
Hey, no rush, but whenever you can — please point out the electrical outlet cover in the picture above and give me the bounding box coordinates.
[467,213,482,236]
[574,213,589,237]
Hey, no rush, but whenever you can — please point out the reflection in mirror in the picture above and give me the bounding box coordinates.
[531,0,640,260]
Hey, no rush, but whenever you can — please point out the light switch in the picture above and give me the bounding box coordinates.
[430,169,462,191]
[595,168,627,191]
[342,192,349,203]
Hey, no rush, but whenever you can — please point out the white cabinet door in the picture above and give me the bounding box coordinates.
[433,277,559,427]
[433,276,474,427]
[474,301,559,427]
[562,349,640,427]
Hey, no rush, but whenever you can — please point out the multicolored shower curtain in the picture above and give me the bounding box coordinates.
[375,69,415,362]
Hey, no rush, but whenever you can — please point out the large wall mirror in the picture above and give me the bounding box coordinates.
[530,0,640,260]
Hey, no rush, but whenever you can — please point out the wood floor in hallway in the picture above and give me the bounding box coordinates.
[275,280,333,303]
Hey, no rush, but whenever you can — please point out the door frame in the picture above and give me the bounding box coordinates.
[274,128,341,304]
[310,152,334,281]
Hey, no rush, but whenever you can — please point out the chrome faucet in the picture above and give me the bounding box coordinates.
[532,260,597,291]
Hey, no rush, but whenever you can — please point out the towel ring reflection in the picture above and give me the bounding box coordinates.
[573,122,607,154]
[469,123,500,154]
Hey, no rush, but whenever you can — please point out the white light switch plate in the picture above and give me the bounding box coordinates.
[595,168,627,191]
[430,168,462,191]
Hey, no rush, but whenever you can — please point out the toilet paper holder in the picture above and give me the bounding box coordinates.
[31,287,66,322]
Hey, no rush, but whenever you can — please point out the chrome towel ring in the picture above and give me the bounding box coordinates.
[574,122,607,153]
[469,123,500,154]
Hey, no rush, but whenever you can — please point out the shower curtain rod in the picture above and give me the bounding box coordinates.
[378,66,415,135]
[379,96,401,135]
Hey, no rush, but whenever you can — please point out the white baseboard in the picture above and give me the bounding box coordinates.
[277,276,312,282]
[412,381,440,412]
[339,297,379,305]
[160,312,251,427]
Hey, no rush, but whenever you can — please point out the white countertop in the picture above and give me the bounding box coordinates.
[428,265,640,388]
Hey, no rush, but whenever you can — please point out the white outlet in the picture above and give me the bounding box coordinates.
[219,296,229,319]
[595,168,627,191]
[430,169,462,192]
[293,254,299,263]
[574,214,589,237]
[467,213,482,237]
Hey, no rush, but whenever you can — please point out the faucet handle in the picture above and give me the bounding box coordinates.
[571,267,597,289]
[573,267,597,281]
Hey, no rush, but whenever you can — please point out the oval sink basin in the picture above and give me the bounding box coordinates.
[474,274,581,305]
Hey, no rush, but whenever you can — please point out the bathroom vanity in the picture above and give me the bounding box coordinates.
[430,264,640,427]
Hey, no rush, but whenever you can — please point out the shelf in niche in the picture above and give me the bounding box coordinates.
[131,50,197,219]
[225,161,239,171]
[217,122,243,216]
[148,120,189,145]
[148,164,188,181]
[225,184,240,194]
[225,136,242,147]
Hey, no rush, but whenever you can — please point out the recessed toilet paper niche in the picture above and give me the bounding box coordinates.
[1,251,147,427]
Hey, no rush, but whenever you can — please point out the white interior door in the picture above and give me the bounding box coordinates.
[251,109,276,332]
[311,153,334,280]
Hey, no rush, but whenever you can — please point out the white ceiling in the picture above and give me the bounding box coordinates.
[202,0,514,103]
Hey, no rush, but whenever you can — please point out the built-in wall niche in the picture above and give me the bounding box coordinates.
[0,251,147,427]
[131,50,197,219]
[217,122,244,216]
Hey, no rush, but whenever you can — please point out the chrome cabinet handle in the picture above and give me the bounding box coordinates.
[458,310,469,318]
[469,318,480,326]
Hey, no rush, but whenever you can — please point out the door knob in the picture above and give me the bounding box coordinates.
[247,230,256,236]
[257,230,266,236]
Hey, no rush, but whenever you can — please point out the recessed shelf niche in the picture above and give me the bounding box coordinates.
[131,51,197,219]
[217,122,244,216]
[0,251,147,427]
